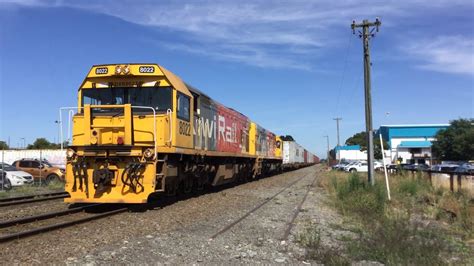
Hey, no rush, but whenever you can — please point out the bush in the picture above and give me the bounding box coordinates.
[348,214,446,265]
[333,173,386,219]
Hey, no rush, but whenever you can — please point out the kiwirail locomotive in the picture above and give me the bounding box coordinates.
[63,63,317,204]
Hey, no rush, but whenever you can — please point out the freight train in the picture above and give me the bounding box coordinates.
[63,63,318,204]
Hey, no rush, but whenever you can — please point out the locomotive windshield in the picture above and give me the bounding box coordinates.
[82,87,172,114]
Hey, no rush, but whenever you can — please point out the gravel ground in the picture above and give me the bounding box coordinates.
[0,165,349,264]
[0,198,70,221]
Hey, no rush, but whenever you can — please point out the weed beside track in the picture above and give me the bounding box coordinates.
[297,170,473,265]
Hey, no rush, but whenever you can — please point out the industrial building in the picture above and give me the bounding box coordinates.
[335,145,367,161]
[378,124,449,165]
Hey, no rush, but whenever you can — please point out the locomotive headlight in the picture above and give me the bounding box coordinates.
[123,65,130,74]
[115,65,122,75]
[143,148,154,159]
[66,148,76,158]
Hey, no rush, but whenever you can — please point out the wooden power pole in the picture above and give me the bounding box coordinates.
[324,135,330,165]
[351,18,381,186]
[333,117,342,147]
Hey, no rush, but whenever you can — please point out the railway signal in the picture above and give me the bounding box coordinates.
[351,18,381,186]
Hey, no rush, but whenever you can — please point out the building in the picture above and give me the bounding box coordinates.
[335,145,367,161]
[378,124,449,165]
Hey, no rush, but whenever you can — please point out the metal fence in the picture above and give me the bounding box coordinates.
[1,149,66,191]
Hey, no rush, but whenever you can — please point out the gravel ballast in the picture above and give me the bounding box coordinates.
[0,165,348,264]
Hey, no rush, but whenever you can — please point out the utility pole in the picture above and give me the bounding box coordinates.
[333,117,342,147]
[323,135,330,166]
[351,18,381,186]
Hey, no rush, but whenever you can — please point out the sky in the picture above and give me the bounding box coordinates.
[0,0,473,157]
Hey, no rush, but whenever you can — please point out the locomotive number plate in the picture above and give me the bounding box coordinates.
[179,121,191,136]
[95,67,108,75]
[139,66,155,73]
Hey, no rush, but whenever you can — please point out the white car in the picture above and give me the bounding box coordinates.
[342,161,362,172]
[345,161,368,172]
[0,163,34,187]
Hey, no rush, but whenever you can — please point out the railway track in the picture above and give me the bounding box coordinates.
[281,174,318,241]
[209,172,312,240]
[0,204,128,242]
[0,191,69,207]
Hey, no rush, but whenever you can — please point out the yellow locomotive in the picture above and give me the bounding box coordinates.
[64,63,282,203]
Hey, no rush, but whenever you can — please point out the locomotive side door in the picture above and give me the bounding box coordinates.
[174,91,194,149]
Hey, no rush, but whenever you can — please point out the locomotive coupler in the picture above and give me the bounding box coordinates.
[92,168,114,192]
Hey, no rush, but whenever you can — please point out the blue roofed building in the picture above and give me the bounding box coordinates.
[335,145,367,161]
[378,124,449,165]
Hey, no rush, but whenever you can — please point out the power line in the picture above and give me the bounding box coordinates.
[334,32,354,116]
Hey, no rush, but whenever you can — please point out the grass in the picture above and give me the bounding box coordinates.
[298,169,474,265]
[0,181,65,198]
[296,222,350,265]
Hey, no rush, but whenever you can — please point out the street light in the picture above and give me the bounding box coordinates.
[55,120,61,146]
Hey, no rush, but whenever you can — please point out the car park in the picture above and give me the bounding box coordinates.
[11,159,65,183]
[0,163,34,187]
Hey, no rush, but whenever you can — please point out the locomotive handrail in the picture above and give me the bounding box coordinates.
[130,106,157,159]
[59,105,157,159]
[59,107,84,152]
[167,108,173,145]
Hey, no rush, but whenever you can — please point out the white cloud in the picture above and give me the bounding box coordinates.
[406,36,474,75]
[2,0,473,72]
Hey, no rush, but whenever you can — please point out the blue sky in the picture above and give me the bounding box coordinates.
[0,0,472,157]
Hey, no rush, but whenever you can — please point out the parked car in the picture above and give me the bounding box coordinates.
[0,163,34,187]
[430,164,459,172]
[374,161,384,170]
[345,161,368,173]
[403,164,430,171]
[332,162,349,170]
[0,170,12,191]
[454,164,474,174]
[11,159,65,183]
[342,161,359,172]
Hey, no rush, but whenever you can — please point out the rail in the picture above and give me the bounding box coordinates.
[0,192,69,207]
[59,105,158,159]
[0,204,127,242]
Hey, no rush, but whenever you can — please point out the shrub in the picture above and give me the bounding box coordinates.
[348,213,446,265]
[333,173,386,219]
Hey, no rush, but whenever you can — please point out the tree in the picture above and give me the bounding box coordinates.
[345,131,388,159]
[280,135,295,141]
[431,118,474,161]
[0,141,8,150]
[27,138,60,149]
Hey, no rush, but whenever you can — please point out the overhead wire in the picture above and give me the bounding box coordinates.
[334,31,354,117]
